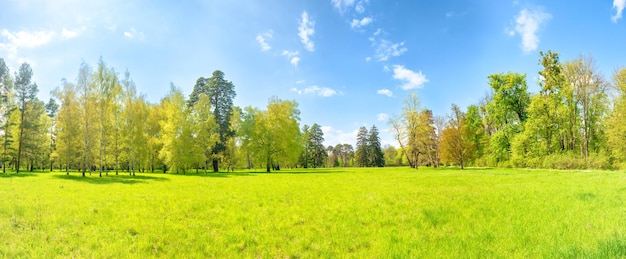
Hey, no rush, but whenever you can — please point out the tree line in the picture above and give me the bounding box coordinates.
[0,57,386,175]
[390,50,626,170]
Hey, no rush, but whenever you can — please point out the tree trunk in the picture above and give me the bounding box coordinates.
[16,109,25,173]
[212,158,219,172]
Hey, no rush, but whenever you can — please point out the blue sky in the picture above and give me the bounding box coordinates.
[1,0,625,147]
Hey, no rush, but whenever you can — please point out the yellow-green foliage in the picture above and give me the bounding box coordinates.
[1,168,626,257]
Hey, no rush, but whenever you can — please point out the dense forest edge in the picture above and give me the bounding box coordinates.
[1,50,626,175]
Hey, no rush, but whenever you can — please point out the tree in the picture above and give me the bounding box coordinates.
[45,98,59,171]
[93,58,119,177]
[562,55,608,158]
[0,58,15,172]
[465,105,486,163]
[440,104,473,169]
[53,79,81,174]
[77,62,96,177]
[368,125,385,167]
[14,63,38,173]
[307,123,326,168]
[189,71,236,172]
[485,72,530,164]
[383,145,399,166]
[190,93,218,172]
[607,67,626,166]
[240,98,301,172]
[355,126,369,167]
[525,51,567,155]
[159,84,197,173]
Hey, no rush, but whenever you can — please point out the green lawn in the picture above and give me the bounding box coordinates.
[1,167,626,257]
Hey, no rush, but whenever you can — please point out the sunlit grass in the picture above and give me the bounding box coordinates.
[1,167,626,257]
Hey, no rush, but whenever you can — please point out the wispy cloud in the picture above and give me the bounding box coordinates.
[377,113,389,122]
[392,65,428,90]
[0,29,55,49]
[299,11,315,52]
[508,8,551,53]
[0,29,56,65]
[62,27,86,39]
[372,39,407,61]
[123,27,145,40]
[291,85,340,97]
[255,30,273,51]
[281,50,300,67]
[351,17,373,29]
[355,0,367,13]
[331,0,356,13]
[377,88,393,97]
[613,0,626,22]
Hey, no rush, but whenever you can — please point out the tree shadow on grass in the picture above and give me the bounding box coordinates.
[171,172,256,178]
[0,172,39,178]
[52,174,169,185]
[250,169,347,175]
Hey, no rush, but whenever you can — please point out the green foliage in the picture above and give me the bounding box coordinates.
[240,98,302,172]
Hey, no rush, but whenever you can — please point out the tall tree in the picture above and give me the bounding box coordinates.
[562,55,608,157]
[485,72,530,163]
[14,63,38,173]
[191,93,218,172]
[368,125,385,167]
[0,58,14,172]
[159,84,196,173]
[607,67,626,165]
[53,79,81,174]
[45,98,59,171]
[308,123,326,168]
[189,71,236,172]
[77,62,96,177]
[240,98,301,172]
[390,93,423,168]
[440,104,473,169]
[355,126,369,167]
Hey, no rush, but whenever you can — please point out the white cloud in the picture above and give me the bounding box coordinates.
[292,85,340,97]
[290,56,300,66]
[377,88,393,97]
[298,11,315,52]
[61,27,85,39]
[350,17,373,29]
[0,29,55,49]
[282,50,300,67]
[377,113,389,122]
[373,28,382,36]
[123,27,144,40]
[613,0,626,22]
[321,126,359,146]
[373,39,407,61]
[355,0,366,13]
[296,80,305,84]
[331,0,356,13]
[365,57,371,62]
[383,65,390,72]
[255,30,273,51]
[392,65,428,90]
[508,8,551,53]
[0,29,56,65]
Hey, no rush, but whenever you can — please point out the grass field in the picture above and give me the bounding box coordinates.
[1,167,626,257]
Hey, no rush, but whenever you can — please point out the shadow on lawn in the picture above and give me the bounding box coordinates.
[172,172,256,178]
[0,172,39,178]
[53,174,169,184]
[250,169,347,174]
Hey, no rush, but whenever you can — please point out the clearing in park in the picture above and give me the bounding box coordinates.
[1,167,626,257]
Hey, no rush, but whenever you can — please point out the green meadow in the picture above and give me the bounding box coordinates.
[2,167,626,258]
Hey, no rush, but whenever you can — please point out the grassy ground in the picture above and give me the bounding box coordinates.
[1,167,626,257]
